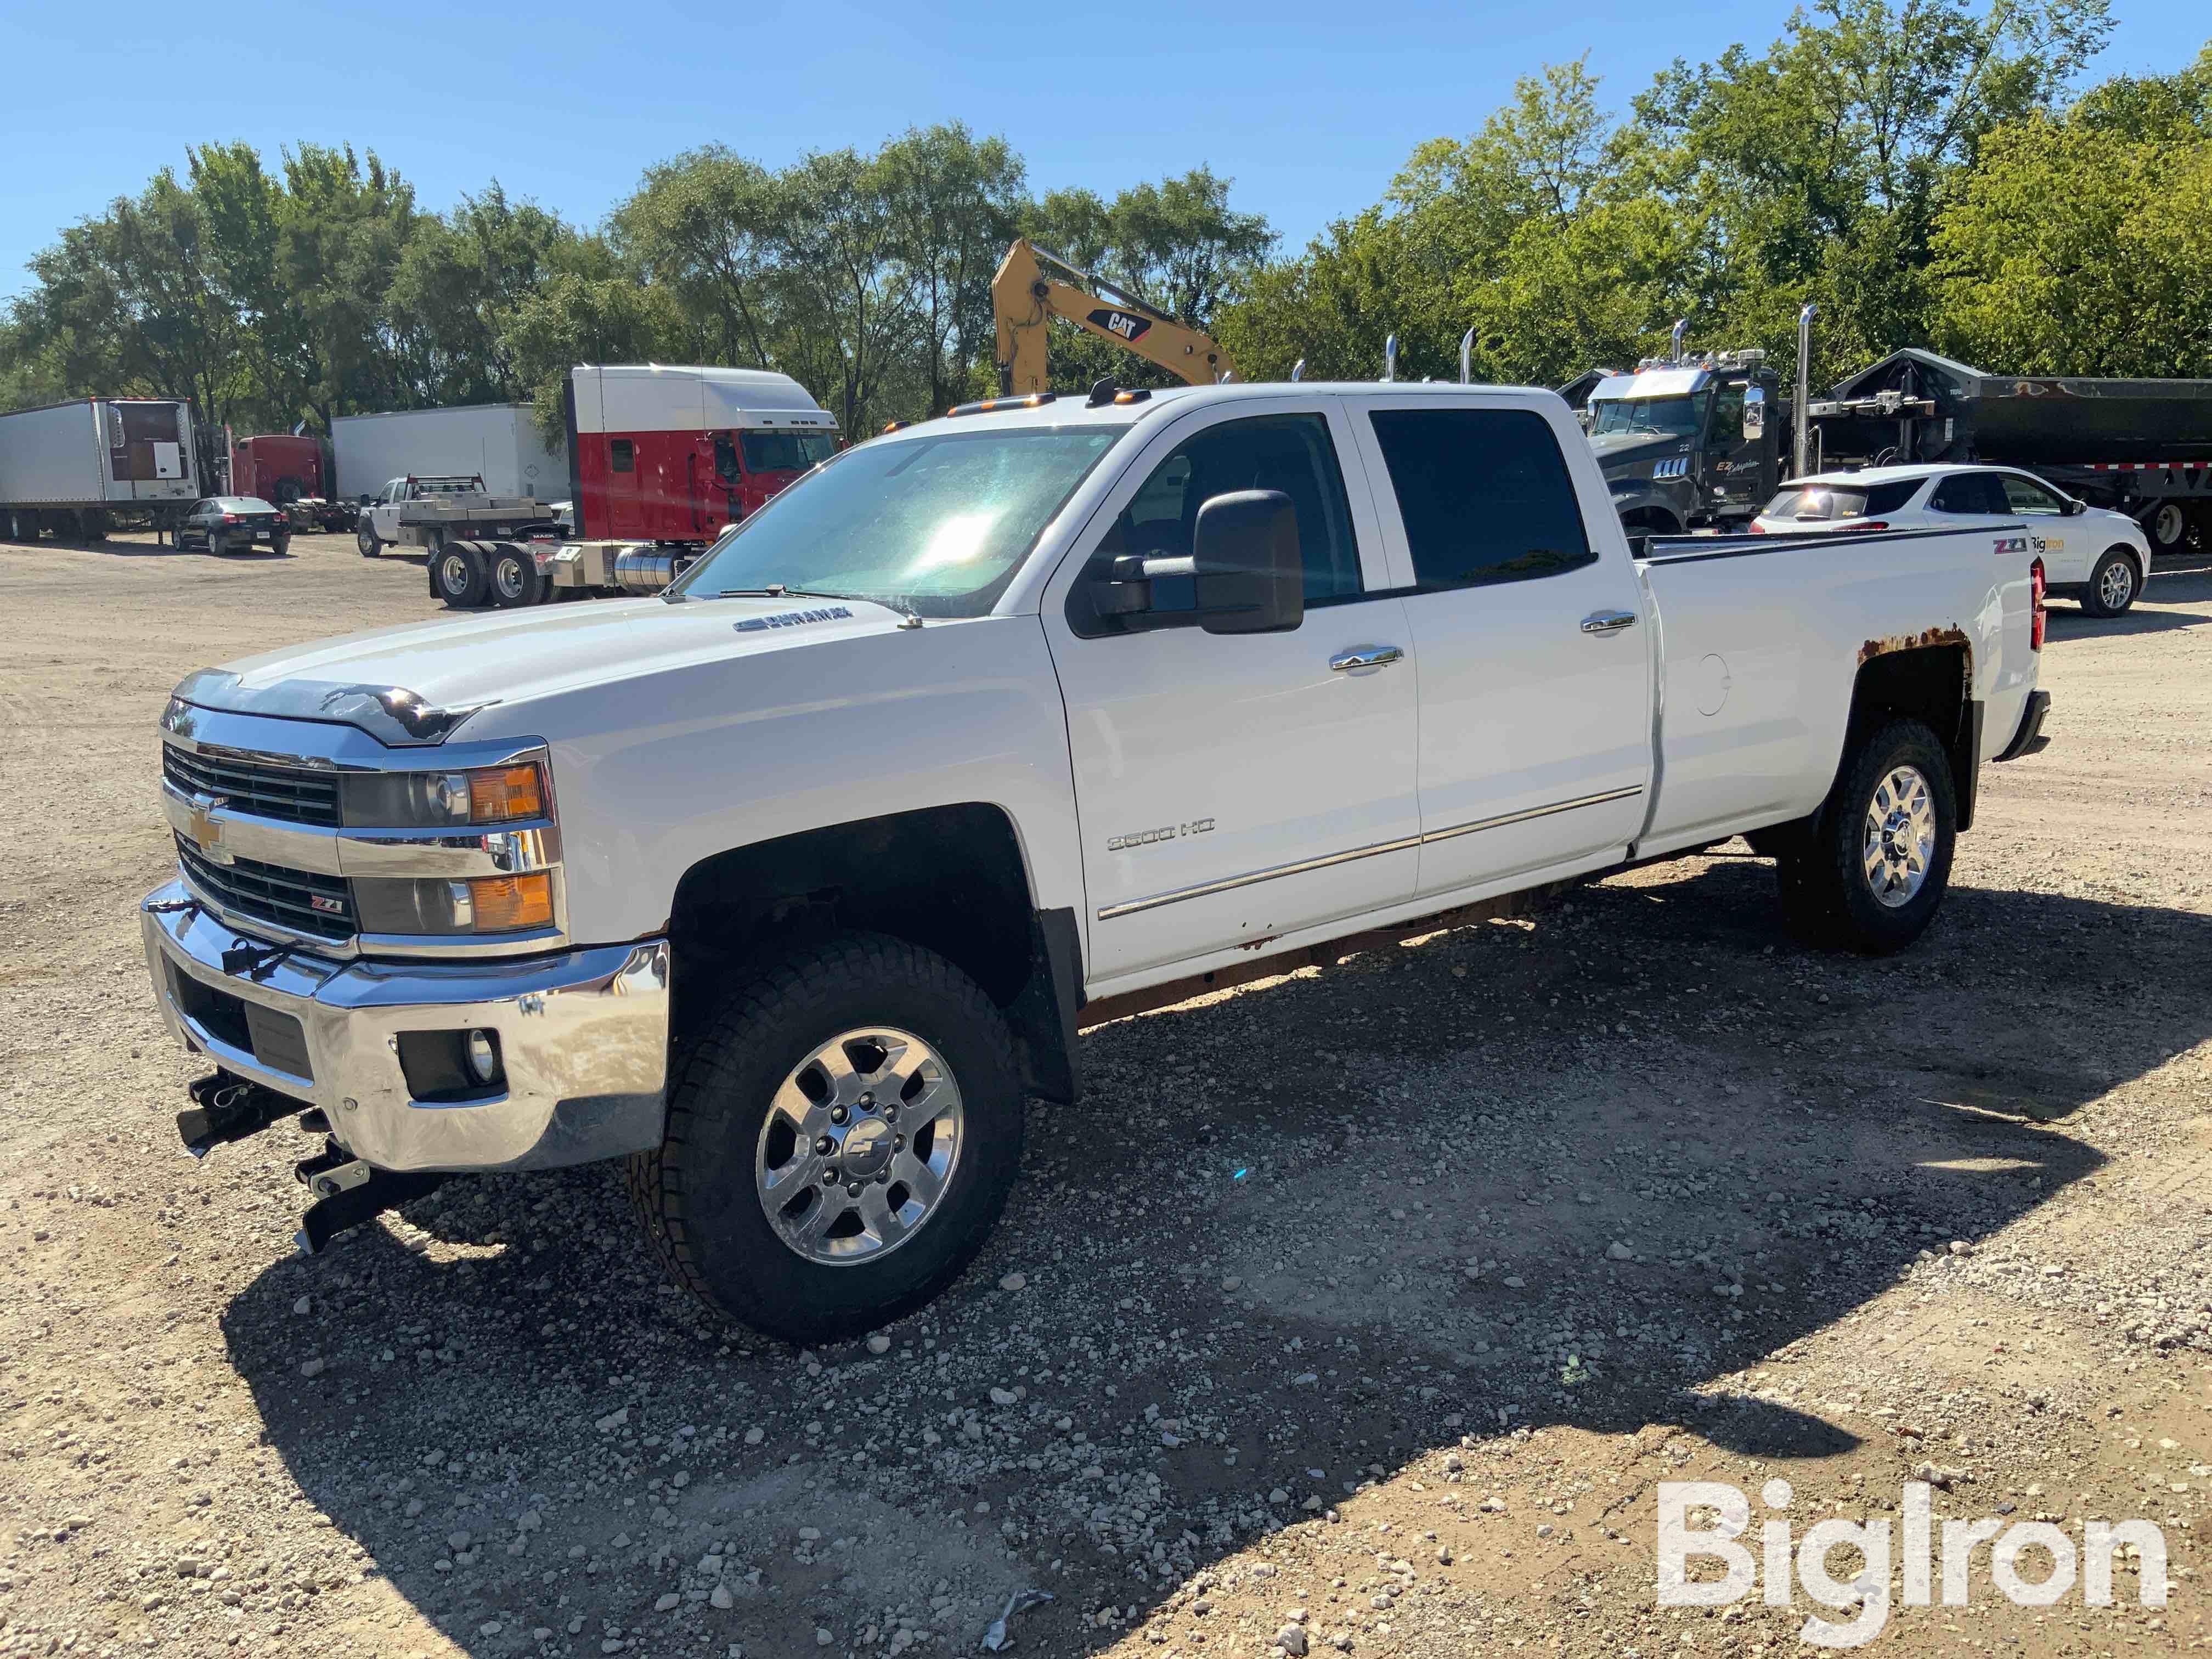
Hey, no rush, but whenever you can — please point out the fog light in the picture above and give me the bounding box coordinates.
[465,1029,502,1085]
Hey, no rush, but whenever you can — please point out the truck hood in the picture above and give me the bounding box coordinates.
[171,594,913,746]
[1587,431,1691,471]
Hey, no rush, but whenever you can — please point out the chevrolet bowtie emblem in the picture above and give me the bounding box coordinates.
[187,791,234,865]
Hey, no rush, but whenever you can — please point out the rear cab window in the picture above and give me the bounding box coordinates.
[1364,407,1595,590]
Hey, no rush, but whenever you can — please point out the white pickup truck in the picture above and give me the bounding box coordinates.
[141,380,2051,1342]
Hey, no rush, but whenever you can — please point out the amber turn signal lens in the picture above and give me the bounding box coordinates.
[468,764,544,823]
[467,872,554,932]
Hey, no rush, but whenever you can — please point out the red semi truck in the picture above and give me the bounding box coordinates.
[226,432,356,532]
[415,364,843,607]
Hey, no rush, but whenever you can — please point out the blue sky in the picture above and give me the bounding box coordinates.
[2,0,2200,300]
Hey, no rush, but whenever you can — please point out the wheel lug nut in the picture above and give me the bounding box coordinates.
[822,1166,839,1185]
[875,1169,890,1184]
[829,1105,848,1125]
[846,1182,864,1199]
[893,1135,904,1152]
[882,1104,898,1122]
[858,1091,874,1108]
[815,1135,834,1155]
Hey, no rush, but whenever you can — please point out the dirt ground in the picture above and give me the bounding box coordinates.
[0,525,2205,1659]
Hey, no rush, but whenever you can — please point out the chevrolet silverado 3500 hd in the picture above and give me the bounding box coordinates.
[141,380,2051,1341]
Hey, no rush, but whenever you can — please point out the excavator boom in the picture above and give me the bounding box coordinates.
[992,239,1234,396]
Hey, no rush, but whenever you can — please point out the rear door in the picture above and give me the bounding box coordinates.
[1348,398,1654,899]
[1041,397,1420,984]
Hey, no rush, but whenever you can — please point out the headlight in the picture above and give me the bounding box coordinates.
[341,762,546,828]
[354,872,556,935]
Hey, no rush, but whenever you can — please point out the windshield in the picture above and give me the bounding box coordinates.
[741,430,838,473]
[1589,393,1708,439]
[670,425,1124,617]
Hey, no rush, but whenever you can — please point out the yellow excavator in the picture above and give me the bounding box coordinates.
[992,238,1235,396]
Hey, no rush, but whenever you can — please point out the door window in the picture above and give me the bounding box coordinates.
[1999,473,2067,515]
[1075,413,1362,634]
[610,438,635,473]
[1929,472,2008,515]
[1367,408,1595,590]
[1709,381,1745,441]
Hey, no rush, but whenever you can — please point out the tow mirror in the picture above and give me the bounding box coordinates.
[1189,490,1304,634]
[1083,489,1305,635]
[1742,384,1767,439]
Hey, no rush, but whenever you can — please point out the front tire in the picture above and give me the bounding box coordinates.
[2081,548,2139,617]
[1775,718,1956,955]
[627,932,1024,1344]
[433,540,489,608]
[357,521,382,557]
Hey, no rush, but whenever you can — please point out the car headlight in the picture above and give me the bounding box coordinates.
[354,872,556,935]
[341,762,546,828]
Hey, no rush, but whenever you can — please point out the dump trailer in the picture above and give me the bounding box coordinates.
[0,397,201,541]
[1807,351,2212,553]
[332,403,567,504]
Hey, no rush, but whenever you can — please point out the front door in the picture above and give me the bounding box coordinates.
[1347,399,1654,898]
[1701,378,1767,520]
[1041,399,1420,984]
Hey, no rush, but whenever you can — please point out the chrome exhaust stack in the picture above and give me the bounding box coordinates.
[1459,328,1474,385]
[1669,318,1689,364]
[1383,335,1397,383]
[1795,303,1817,479]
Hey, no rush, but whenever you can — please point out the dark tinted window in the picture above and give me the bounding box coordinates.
[1368,408,1594,590]
[1930,472,2007,515]
[1088,414,1362,619]
[1864,479,1922,516]
[741,430,838,473]
[1999,473,2067,515]
[609,438,634,473]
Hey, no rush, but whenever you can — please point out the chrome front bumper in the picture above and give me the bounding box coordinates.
[140,881,669,1172]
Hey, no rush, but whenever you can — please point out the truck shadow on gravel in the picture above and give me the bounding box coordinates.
[216,857,2207,1658]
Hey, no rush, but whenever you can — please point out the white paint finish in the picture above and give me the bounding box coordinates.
[1036,392,1417,978]
[331,403,566,501]
[0,399,196,506]
[571,365,832,436]
[1344,391,1654,896]
[1752,462,2148,587]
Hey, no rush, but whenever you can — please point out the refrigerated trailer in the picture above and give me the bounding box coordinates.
[0,397,201,540]
[331,403,566,504]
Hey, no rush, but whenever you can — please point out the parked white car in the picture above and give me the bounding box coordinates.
[1754,463,2151,616]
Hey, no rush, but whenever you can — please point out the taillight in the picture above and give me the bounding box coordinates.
[1747,522,1767,534]
[221,512,240,524]
[1834,520,1889,532]
[2030,557,2046,651]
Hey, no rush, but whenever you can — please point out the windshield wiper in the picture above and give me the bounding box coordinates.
[711,584,857,602]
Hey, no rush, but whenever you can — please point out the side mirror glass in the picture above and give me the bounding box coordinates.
[2062,497,2086,516]
[1742,385,1767,439]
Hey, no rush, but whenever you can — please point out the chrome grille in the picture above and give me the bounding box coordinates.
[176,834,355,940]
[162,743,340,827]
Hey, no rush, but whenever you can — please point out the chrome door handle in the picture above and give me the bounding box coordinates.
[1330,645,1404,671]
[1579,610,1639,635]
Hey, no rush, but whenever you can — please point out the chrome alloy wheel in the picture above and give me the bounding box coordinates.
[439,551,471,594]
[494,556,526,600]
[754,1027,964,1265]
[1862,764,1936,909]
[2098,557,2135,612]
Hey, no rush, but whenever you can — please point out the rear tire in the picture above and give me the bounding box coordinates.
[433,540,489,608]
[357,522,382,558]
[627,932,1024,1344]
[207,531,230,557]
[1774,717,1956,955]
[487,541,545,608]
[2142,501,2188,554]
[271,532,292,557]
[2081,548,2139,617]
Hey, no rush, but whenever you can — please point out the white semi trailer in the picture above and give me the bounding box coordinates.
[0,397,202,541]
[331,403,566,504]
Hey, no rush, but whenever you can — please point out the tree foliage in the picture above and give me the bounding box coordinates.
[6,19,2208,452]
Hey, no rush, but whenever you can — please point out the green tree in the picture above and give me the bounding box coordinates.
[880,123,1026,416]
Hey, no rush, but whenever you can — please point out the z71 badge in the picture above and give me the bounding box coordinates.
[1993,535,2031,555]
[1107,819,1214,852]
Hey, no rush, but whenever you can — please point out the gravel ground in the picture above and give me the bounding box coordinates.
[0,526,2206,1658]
